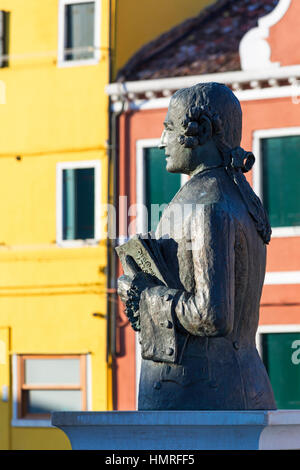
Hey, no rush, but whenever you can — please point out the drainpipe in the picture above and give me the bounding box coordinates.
[107,0,130,409]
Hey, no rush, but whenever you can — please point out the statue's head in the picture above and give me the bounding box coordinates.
[160,82,242,174]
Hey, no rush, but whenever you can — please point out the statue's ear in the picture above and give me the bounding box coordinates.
[198,115,212,145]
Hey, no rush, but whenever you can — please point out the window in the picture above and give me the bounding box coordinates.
[258,329,300,409]
[13,355,89,425]
[58,0,101,66]
[0,10,9,68]
[261,136,300,227]
[56,160,101,246]
[253,128,300,237]
[136,140,184,234]
[144,146,181,231]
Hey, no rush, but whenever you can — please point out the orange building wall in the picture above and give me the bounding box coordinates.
[115,94,300,409]
[241,97,300,325]
[268,0,300,67]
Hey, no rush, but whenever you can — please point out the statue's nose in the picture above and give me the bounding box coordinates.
[159,130,167,149]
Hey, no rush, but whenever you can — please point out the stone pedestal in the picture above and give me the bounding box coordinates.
[51,410,300,450]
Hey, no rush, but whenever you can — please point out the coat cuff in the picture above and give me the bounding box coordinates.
[139,286,179,363]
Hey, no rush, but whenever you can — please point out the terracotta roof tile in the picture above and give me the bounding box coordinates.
[116,0,279,82]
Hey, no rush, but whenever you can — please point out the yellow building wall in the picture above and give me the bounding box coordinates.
[112,0,216,77]
[0,0,216,450]
[0,0,110,450]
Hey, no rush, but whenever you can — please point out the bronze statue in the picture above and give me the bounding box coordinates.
[117,82,276,411]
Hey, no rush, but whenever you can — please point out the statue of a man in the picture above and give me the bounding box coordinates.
[117,82,276,411]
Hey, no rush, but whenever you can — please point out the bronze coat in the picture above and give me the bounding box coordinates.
[138,167,276,410]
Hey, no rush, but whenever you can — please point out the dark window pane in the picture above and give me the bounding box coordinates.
[62,167,95,240]
[261,136,300,227]
[144,147,181,232]
[75,168,95,239]
[64,2,95,61]
[262,333,300,409]
[0,11,9,68]
[63,168,76,239]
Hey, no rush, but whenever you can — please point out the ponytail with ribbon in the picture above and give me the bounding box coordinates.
[225,146,272,245]
[179,104,272,245]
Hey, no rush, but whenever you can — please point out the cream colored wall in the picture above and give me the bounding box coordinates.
[113,0,215,76]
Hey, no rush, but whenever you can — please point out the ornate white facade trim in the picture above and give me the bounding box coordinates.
[239,0,292,71]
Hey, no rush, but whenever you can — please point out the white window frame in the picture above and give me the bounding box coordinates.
[256,324,300,359]
[252,127,300,238]
[56,160,101,247]
[264,271,300,285]
[58,0,101,68]
[11,353,92,428]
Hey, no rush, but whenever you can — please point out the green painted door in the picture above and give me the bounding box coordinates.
[144,147,181,232]
[262,332,300,409]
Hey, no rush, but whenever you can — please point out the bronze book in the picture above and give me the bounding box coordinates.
[115,233,178,287]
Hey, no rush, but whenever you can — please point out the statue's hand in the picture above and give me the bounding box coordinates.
[117,268,164,333]
[126,272,165,332]
[117,274,140,331]
[117,255,163,305]
[117,274,132,305]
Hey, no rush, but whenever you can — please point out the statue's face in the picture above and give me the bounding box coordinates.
[159,100,192,174]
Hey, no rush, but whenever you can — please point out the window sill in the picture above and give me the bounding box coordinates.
[11,418,53,428]
[57,57,100,68]
[271,226,300,238]
[56,239,100,248]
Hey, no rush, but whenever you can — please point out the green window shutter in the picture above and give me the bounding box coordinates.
[62,167,95,240]
[64,2,95,61]
[144,147,181,232]
[262,333,300,409]
[0,11,9,68]
[75,168,95,239]
[63,169,76,240]
[261,136,300,227]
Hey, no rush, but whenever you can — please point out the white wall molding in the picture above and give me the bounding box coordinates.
[264,271,300,285]
[112,86,300,116]
[107,63,300,101]
[239,0,292,71]
[108,65,300,112]
[111,84,300,112]
[258,324,300,334]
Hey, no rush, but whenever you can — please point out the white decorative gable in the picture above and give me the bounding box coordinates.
[239,0,291,71]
